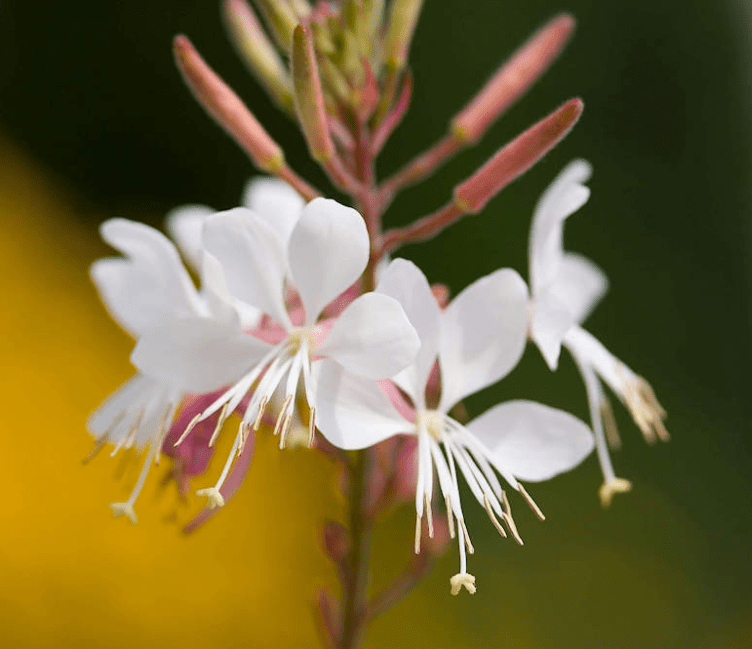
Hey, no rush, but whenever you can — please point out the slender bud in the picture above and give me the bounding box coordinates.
[384,0,425,70]
[452,14,575,143]
[173,35,284,173]
[291,24,335,162]
[254,0,299,52]
[453,98,583,213]
[223,0,294,112]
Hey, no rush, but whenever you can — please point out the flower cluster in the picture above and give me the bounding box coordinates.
[84,3,668,641]
[88,162,666,593]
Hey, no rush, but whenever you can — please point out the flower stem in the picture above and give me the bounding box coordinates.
[339,448,375,649]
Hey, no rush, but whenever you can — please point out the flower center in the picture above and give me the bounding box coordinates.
[418,409,445,442]
[285,327,315,357]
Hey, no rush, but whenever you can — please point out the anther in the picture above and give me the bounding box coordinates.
[174,412,202,447]
[424,493,434,537]
[483,494,508,538]
[518,483,545,521]
[273,395,294,438]
[307,407,316,447]
[414,514,422,554]
[459,518,475,554]
[253,396,269,430]
[209,403,230,447]
[501,490,524,545]
[445,495,456,539]
[600,396,621,450]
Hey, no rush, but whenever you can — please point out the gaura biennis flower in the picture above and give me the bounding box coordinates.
[87,218,239,523]
[314,259,594,594]
[132,198,420,510]
[527,159,669,506]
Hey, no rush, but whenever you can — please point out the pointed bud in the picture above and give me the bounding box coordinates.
[174,35,284,173]
[453,98,583,213]
[452,14,576,143]
[254,0,299,52]
[384,0,425,71]
[292,24,336,162]
[223,0,294,112]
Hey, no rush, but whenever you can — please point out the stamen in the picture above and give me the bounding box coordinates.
[278,411,294,449]
[109,444,157,525]
[209,403,230,447]
[620,371,669,444]
[459,518,475,554]
[600,396,622,450]
[173,412,202,447]
[445,495,456,539]
[450,572,476,595]
[83,437,108,464]
[237,421,250,456]
[483,494,508,538]
[252,396,269,430]
[501,490,524,546]
[307,407,316,447]
[196,486,225,509]
[518,483,545,521]
[424,493,434,538]
[153,405,173,466]
[273,395,294,438]
[599,477,632,508]
[414,513,422,554]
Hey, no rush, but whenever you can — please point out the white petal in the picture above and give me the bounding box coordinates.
[376,259,440,406]
[313,360,411,450]
[467,400,594,482]
[550,252,609,324]
[530,290,576,371]
[529,160,592,297]
[318,292,420,380]
[203,208,290,327]
[165,204,214,271]
[199,252,260,328]
[87,373,150,437]
[288,198,369,325]
[438,269,529,412]
[93,219,204,337]
[242,177,305,247]
[131,317,272,393]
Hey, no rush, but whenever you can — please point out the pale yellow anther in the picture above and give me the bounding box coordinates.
[599,478,632,508]
[483,494,507,538]
[501,490,524,546]
[518,483,545,521]
[196,487,225,509]
[110,502,138,525]
[450,572,477,595]
[174,412,202,447]
[424,493,434,537]
[209,403,229,447]
[253,396,268,431]
[445,496,456,539]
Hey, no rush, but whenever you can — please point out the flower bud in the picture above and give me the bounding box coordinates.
[453,98,583,214]
[384,0,425,71]
[323,520,350,563]
[223,0,294,112]
[173,35,285,173]
[451,14,575,143]
[254,0,299,52]
[291,24,336,162]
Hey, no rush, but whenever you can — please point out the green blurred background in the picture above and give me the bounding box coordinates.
[0,0,750,647]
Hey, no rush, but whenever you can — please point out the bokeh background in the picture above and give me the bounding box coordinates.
[1,0,751,647]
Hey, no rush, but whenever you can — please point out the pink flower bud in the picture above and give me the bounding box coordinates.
[173,35,285,173]
[292,24,335,163]
[384,0,425,70]
[453,98,583,214]
[323,520,350,563]
[452,14,575,143]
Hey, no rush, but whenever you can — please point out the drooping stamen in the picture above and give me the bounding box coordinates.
[424,493,434,538]
[600,396,622,450]
[253,396,269,430]
[111,408,145,456]
[174,411,202,447]
[459,517,474,555]
[622,373,669,444]
[444,495,456,540]
[208,403,230,447]
[501,490,524,546]
[110,443,158,525]
[483,493,508,538]
[307,406,316,447]
[518,483,545,521]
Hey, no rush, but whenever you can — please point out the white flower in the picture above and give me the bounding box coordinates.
[132,198,420,508]
[527,160,669,506]
[88,218,234,523]
[314,259,594,593]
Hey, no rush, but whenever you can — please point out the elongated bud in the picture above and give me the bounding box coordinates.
[453,98,583,213]
[223,0,294,112]
[254,0,299,52]
[292,24,335,162]
[452,14,575,143]
[174,35,284,173]
[385,0,425,70]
